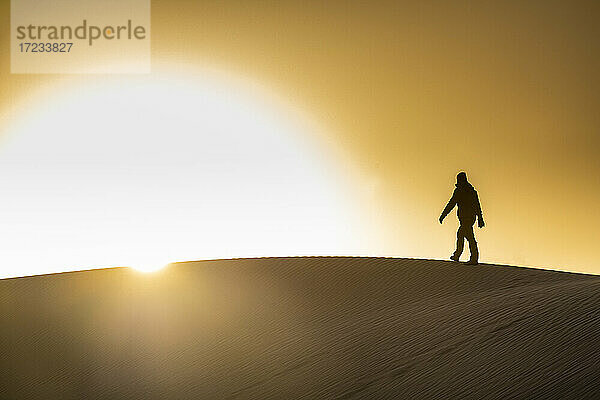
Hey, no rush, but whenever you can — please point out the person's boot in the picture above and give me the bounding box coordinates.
[450,254,460,262]
[465,259,478,265]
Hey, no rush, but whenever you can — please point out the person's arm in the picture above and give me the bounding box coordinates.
[439,190,457,223]
[475,190,485,227]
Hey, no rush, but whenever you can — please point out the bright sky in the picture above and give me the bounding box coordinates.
[0,1,598,276]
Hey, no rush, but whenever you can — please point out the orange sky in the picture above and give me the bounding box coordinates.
[1,1,599,274]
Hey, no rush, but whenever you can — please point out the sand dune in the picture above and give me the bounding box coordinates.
[1,257,599,399]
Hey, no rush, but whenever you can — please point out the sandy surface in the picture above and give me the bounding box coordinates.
[1,257,599,399]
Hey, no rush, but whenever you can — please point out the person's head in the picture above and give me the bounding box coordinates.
[456,172,468,184]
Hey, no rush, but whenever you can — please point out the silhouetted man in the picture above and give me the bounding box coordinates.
[439,172,484,265]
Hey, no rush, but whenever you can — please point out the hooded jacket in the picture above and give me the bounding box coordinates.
[441,180,483,223]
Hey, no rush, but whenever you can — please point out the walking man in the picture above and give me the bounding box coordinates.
[439,172,485,265]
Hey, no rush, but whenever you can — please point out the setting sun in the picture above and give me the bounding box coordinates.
[132,263,169,273]
[0,70,370,278]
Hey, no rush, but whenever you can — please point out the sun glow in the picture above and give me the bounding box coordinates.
[0,71,368,278]
[133,263,169,274]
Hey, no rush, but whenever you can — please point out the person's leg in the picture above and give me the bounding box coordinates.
[464,223,479,263]
[453,225,465,260]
